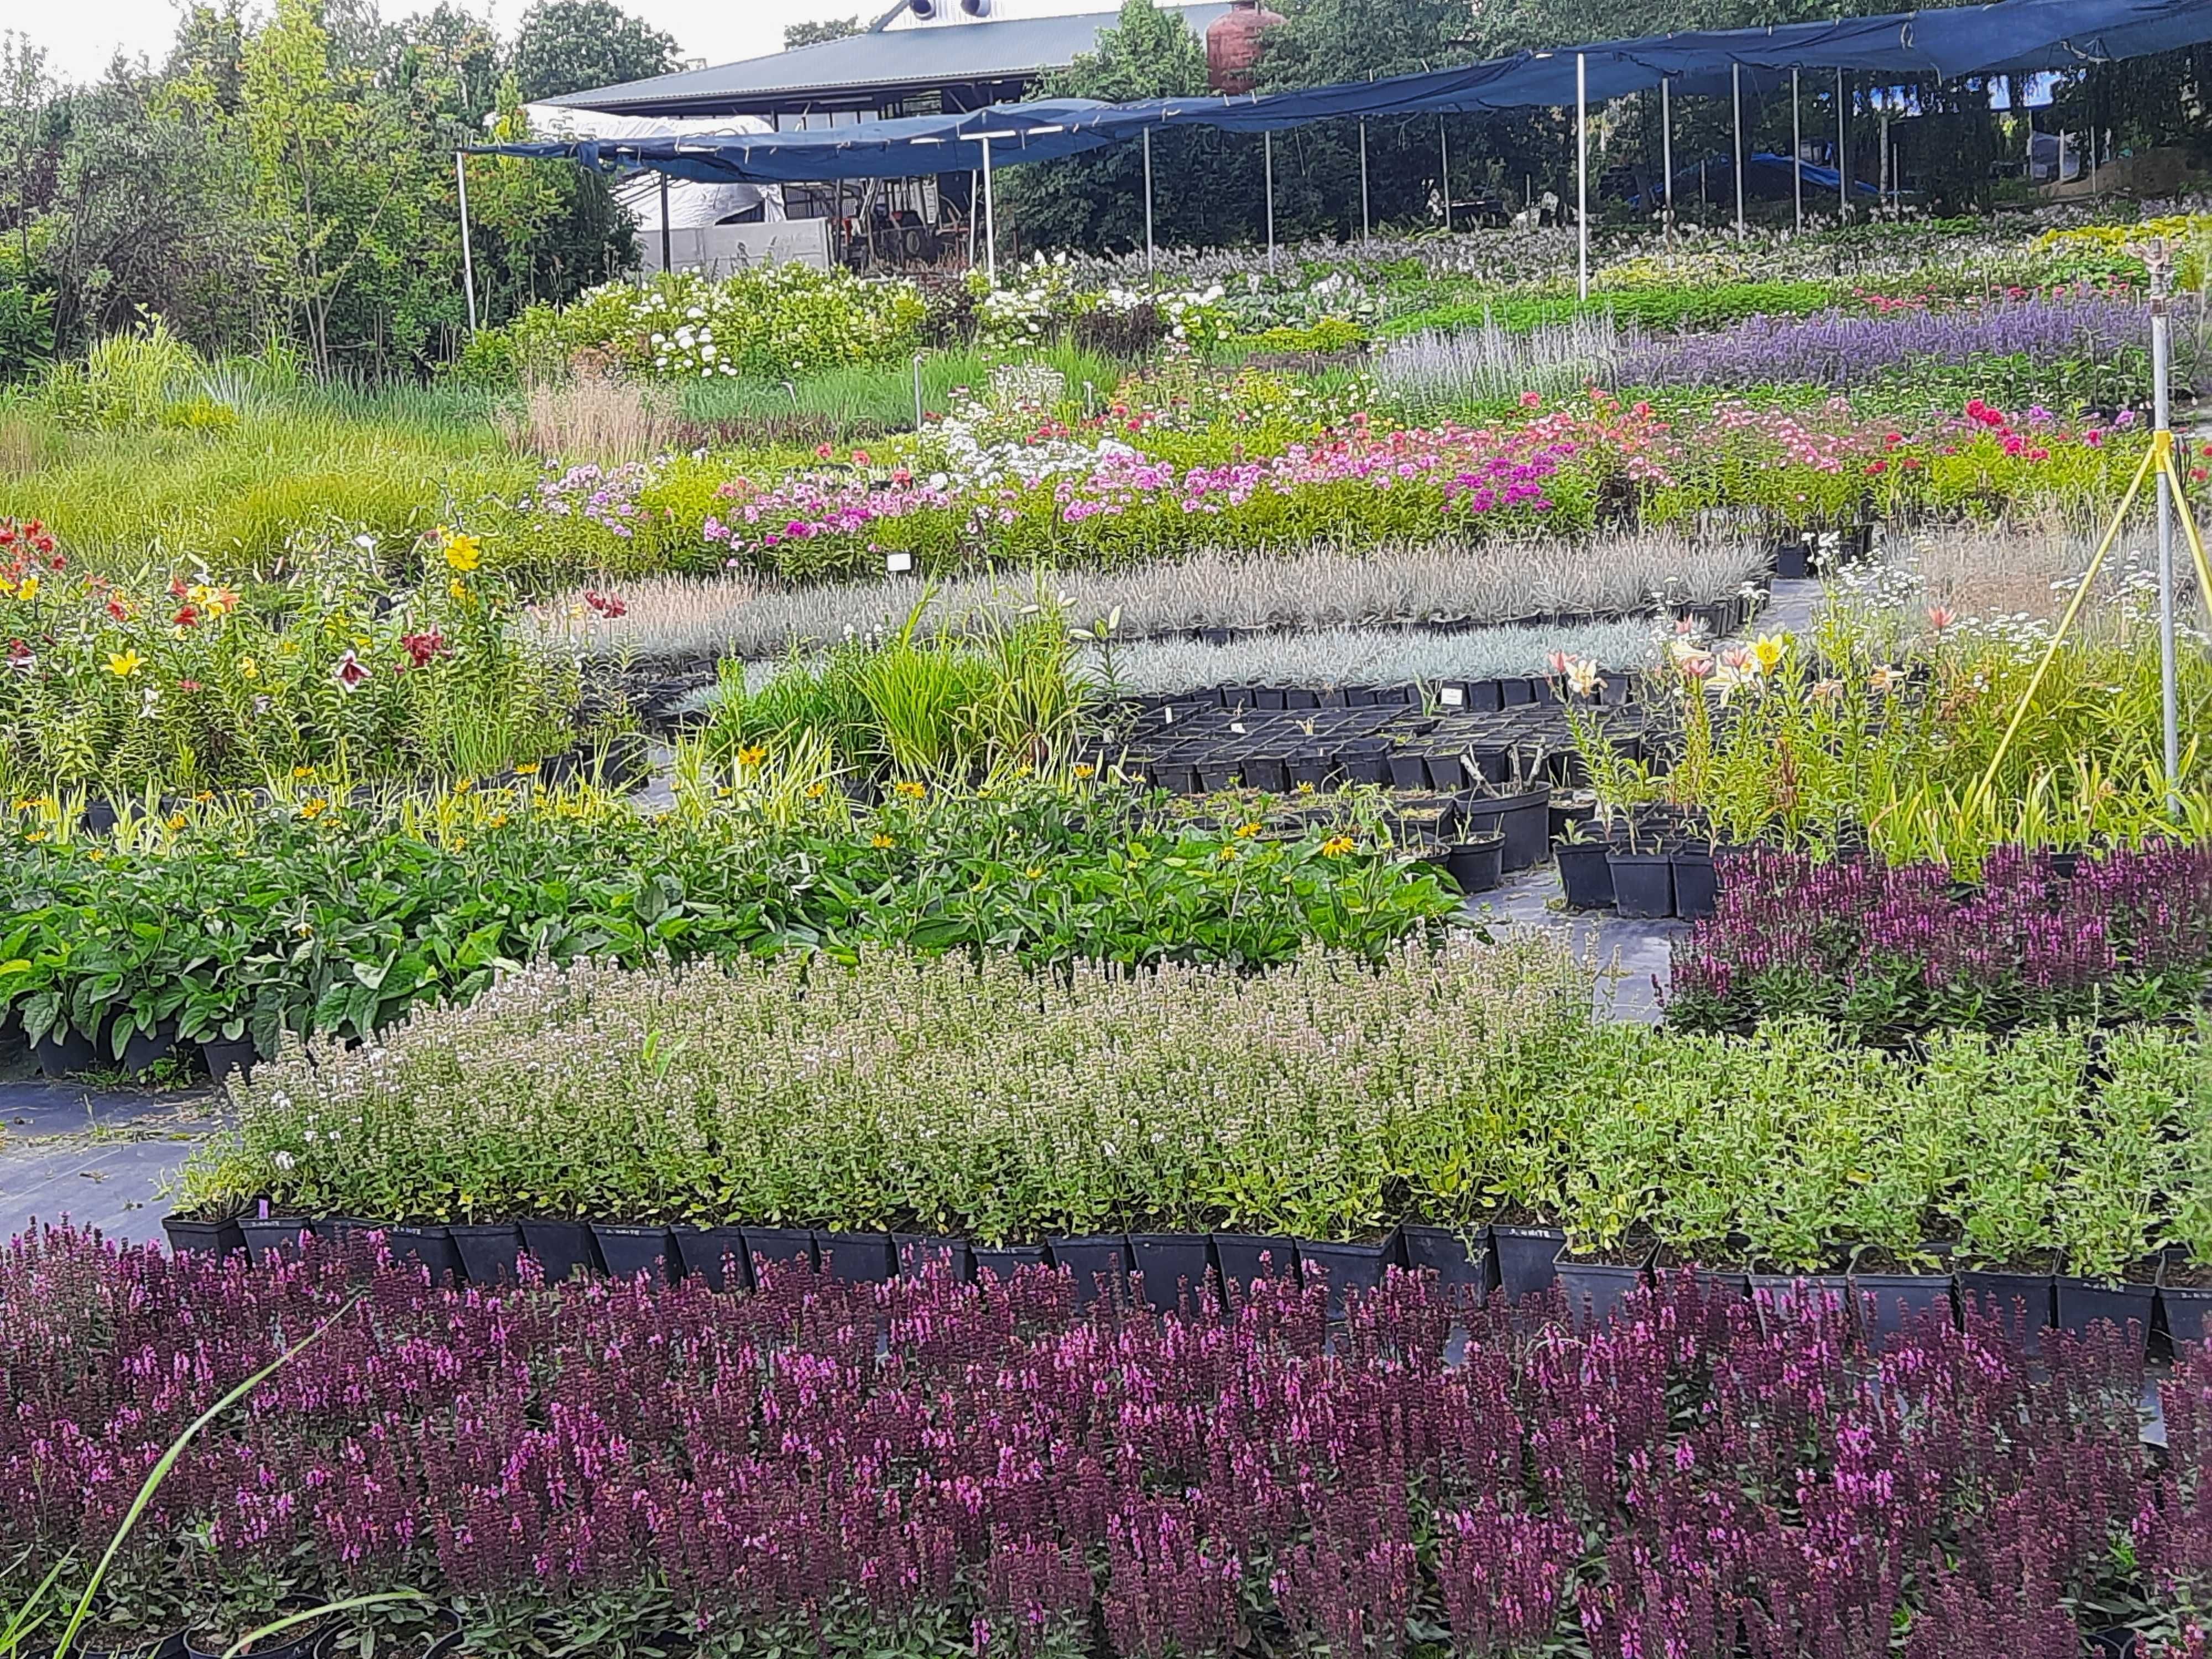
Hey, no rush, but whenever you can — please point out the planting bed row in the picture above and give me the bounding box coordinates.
[156,1214,2199,1364]
[3,1223,2188,1659]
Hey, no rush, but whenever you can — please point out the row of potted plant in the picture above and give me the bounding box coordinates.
[1,1224,2195,1659]
[177,943,2212,1290]
[0,781,1453,1071]
[1668,842,2212,1036]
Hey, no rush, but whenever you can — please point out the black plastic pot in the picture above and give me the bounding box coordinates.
[1851,1272,1957,1349]
[1047,1234,1130,1306]
[1399,1224,1488,1301]
[743,1227,818,1280]
[1212,1233,1297,1302]
[200,1035,259,1085]
[1609,852,1675,918]
[381,1225,462,1286]
[1464,787,1549,872]
[674,1225,750,1290]
[1499,677,1536,708]
[1444,833,1505,895]
[894,1234,973,1280]
[1547,794,1597,840]
[114,1019,180,1075]
[817,1230,894,1285]
[2054,1276,2154,1351]
[519,1220,604,1284]
[1671,850,1720,921]
[34,1025,96,1078]
[238,1216,314,1265]
[79,1634,187,1659]
[1386,753,1430,790]
[1556,842,1615,910]
[1556,1256,1647,1330]
[592,1223,677,1284]
[1243,757,1290,794]
[447,1223,525,1286]
[163,1215,243,1259]
[309,1628,461,1659]
[1749,1274,1851,1333]
[2161,1262,2212,1352]
[1957,1269,2056,1350]
[1489,1225,1566,1301]
[970,1243,1050,1284]
[1296,1238,1392,1320]
[186,1621,324,1659]
[1129,1233,1214,1312]
[1774,538,1811,581]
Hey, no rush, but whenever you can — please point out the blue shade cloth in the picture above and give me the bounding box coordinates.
[476,0,2212,184]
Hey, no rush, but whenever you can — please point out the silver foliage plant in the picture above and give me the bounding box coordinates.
[538,531,1765,664]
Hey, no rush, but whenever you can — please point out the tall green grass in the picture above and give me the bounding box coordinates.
[676,343,1129,434]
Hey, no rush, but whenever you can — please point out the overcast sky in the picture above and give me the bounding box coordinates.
[19,0,884,84]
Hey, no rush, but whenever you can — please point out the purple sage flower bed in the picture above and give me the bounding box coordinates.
[1668,841,2212,1036]
[1616,291,2151,392]
[4,1226,2210,1657]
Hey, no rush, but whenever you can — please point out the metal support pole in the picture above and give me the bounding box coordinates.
[1264,131,1276,272]
[967,170,978,268]
[1791,69,1803,231]
[454,152,478,333]
[1731,62,1747,239]
[1359,119,1371,248]
[2153,251,2181,809]
[1837,69,1848,218]
[979,135,997,283]
[1661,78,1673,241]
[1141,127,1155,274]
[1439,117,1451,233]
[1575,53,1589,301]
[1880,112,1890,215]
[658,170,672,273]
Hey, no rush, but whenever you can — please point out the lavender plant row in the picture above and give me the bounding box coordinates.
[1617,292,2152,392]
[1671,841,2212,1035]
[2,1224,2204,1659]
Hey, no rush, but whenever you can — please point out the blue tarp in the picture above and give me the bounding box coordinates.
[477,0,2212,185]
[1624,152,1886,207]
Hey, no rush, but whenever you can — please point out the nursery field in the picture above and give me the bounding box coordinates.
[7,201,2212,1659]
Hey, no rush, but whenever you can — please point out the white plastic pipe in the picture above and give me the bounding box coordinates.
[1732,61,1746,239]
[1358,118,1371,247]
[1264,130,1276,272]
[980,134,997,282]
[1791,69,1803,231]
[455,153,478,333]
[1575,53,1589,301]
[1142,127,1155,274]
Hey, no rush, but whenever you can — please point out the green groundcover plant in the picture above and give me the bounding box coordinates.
[0,778,1455,1060]
[184,941,2211,1282]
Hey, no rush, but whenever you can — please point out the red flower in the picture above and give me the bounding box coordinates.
[399,629,446,670]
[106,598,129,623]
[176,679,202,692]
[332,650,369,690]
[583,590,627,618]
[173,605,200,628]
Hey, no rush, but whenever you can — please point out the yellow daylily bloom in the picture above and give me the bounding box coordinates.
[106,650,144,677]
[441,530,484,572]
[1750,633,1787,675]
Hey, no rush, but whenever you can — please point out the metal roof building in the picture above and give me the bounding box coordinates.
[544,3,1236,123]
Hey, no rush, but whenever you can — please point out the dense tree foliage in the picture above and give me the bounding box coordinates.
[0,0,648,380]
[784,18,863,51]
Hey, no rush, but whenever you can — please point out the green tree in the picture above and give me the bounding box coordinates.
[1002,0,1262,254]
[785,18,862,50]
[511,0,677,102]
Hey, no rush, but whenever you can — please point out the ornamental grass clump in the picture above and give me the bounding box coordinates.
[0,1227,2174,1659]
[1670,842,2212,1036]
[187,936,1587,1239]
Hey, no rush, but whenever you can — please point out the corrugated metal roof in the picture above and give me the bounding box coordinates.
[549,4,1235,114]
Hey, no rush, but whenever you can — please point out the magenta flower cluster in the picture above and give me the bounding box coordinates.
[1670,842,2212,1034]
[0,1225,2182,1656]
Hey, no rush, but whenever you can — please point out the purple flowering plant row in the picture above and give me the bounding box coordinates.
[4,1224,2212,1659]
[1668,841,2212,1037]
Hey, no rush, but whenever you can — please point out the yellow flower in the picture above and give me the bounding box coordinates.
[12,575,36,602]
[489,812,509,828]
[1024,866,1044,879]
[165,813,187,831]
[86,847,105,862]
[1217,846,1239,862]
[872,832,895,848]
[300,797,328,819]
[238,657,259,680]
[106,650,144,677]
[0,578,14,598]
[449,579,471,601]
[441,530,484,572]
[292,765,315,779]
[893,780,926,797]
[23,830,44,844]
[1072,764,1095,779]
[1750,633,1787,675]
[1234,821,1260,838]
[737,744,768,767]
[805,782,828,799]
[454,777,474,795]
[513,762,539,776]
[1320,834,1356,857]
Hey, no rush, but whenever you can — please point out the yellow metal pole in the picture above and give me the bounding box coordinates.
[1970,432,2164,811]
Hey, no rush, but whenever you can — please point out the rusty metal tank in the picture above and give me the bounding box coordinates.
[1206,0,1285,95]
